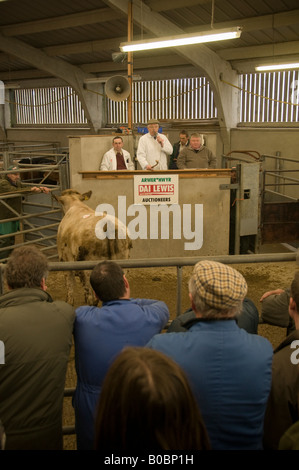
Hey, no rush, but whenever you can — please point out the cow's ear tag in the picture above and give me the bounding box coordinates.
[84,196,88,200]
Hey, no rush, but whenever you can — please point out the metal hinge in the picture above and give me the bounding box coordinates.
[219,183,238,190]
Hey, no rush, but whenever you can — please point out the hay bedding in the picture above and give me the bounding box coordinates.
[45,261,296,450]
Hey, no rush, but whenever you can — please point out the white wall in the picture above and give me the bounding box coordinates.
[230,127,299,199]
[230,128,299,164]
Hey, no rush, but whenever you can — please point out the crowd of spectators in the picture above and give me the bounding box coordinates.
[0,245,299,451]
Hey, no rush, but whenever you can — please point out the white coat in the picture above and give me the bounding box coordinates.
[137,133,173,170]
[100,148,135,171]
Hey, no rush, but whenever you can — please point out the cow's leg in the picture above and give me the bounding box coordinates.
[65,270,76,305]
[78,270,98,306]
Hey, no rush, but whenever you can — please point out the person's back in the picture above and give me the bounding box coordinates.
[0,246,75,450]
[147,260,273,450]
[73,261,169,450]
[148,321,272,449]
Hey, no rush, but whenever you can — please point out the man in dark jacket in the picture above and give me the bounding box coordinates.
[263,270,299,449]
[167,297,260,334]
[0,245,75,450]
[168,130,189,169]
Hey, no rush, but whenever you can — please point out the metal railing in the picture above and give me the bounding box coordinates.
[221,152,299,252]
[261,153,299,202]
[222,151,299,202]
[1,252,297,312]
[0,154,70,262]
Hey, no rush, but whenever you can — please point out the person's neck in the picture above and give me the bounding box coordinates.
[119,290,130,300]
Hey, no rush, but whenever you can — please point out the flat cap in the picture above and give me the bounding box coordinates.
[191,260,247,310]
[147,118,159,125]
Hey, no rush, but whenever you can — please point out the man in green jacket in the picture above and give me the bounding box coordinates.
[0,245,75,450]
[0,165,49,261]
[177,132,217,169]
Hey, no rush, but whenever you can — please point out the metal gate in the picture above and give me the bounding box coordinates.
[0,143,69,263]
[222,151,299,254]
[260,154,299,247]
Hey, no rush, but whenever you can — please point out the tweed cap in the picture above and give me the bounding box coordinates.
[147,118,159,125]
[191,260,247,310]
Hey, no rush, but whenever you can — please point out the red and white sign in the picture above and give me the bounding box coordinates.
[134,174,179,205]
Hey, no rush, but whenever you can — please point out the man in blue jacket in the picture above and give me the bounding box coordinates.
[147,260,273,450]
[73,260,169,450]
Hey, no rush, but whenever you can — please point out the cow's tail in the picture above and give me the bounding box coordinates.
[107,237,118,259]
[107,228,132,260]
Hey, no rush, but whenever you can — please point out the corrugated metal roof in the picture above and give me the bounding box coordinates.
[1,0,299,84]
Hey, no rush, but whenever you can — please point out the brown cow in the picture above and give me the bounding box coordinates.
[53,189,132,305]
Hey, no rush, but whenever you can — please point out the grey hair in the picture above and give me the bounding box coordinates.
[190,132,201,139]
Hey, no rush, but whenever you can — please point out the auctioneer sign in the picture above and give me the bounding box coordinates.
[134,174,179,205]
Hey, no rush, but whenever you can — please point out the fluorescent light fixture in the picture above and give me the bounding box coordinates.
[120,27,242,52]
[255,63,299,72]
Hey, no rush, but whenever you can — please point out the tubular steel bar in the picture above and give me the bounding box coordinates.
[46,252,299,325]
[47,252,297,272]
[1,251,297,299]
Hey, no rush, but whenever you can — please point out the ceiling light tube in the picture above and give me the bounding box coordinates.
[120,27,242,52]
[255,63,299,72]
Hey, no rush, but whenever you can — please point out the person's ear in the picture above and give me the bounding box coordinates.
[189,292,196,312]
[289,296,297,319]
[123,275,129,289]
[123,275,131,298]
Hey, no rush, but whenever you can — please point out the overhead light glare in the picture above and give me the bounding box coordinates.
[255,63,299,72]
[120,27,242,52]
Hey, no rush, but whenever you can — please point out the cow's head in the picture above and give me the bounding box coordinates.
[52,189,92,212]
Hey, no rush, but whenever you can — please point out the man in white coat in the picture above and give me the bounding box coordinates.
[100,136,135,171]
[137,119,173,171]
